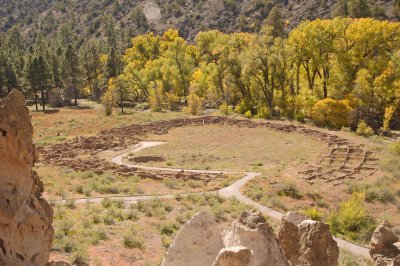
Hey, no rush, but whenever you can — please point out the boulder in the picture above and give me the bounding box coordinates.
[212,246,254,266]
[278,212,339,266]
[161,211,224,266]
[370,221,400,266]
[223,211,289,266]
[0,90,54,266]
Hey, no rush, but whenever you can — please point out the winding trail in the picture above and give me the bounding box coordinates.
[53,141,371,258]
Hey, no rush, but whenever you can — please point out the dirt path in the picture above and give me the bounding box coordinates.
[53,141,371,258]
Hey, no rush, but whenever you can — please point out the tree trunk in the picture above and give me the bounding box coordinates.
[34,92,39,112]
[73,85,78,106]
[41,88,45,112]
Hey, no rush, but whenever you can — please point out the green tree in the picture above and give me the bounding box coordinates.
[264,6,285,38]
[62,44,82,105]
[348,0,371,18]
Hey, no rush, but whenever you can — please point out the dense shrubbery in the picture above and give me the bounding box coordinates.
[329,192,376,242]
[356,121,374,137]
[311,98,352,129]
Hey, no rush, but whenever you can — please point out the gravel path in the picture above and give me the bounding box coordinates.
[52,141,371,258]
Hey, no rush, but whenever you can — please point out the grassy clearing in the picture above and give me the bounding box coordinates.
[130,125,327,172]
[38,165,240,200]
[31,100,188,146]
[242,130,400,245]
[50,194,258,265]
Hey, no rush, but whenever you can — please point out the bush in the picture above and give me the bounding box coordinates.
[391,141,400,156]
[383,105,396,134]
[219,103,233,115]
[304,207,322,221]
[123,234,144,249]
[277,183,303,199]
[166,92,180,111]
[245,110,252,119]
[356,121,374,137]
[234,98,254,114]
[295,113,305,123]
[312,98,352,129]
[149,86,165,112]
[329,192,376,242]
[183,92,203,115]
[256,106,272,119]
[70,249,89,265]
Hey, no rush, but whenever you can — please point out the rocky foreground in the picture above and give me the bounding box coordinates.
[0,90,399,265]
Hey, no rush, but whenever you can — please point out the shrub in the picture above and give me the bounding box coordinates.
[256,106,272,119]
[245,110,252,119]
[383,105,396,134]
[166,92,180,111]
[329,192,376,242]
[102,90,114,116]
[159,222,180,236]
[304,207,322,221]
[123,234,144,249]
[277,183,303,199]
[161,235,172,248]
[183,92,203,115]
[149,86,165,112]
[219,103,233,115]
[234,98,254,114]
[312,98,352,129]
[356,121,374,137]
[65,199,76,209]
[70,249,89,265]
[295,113,305,123]
[391,141,400,156]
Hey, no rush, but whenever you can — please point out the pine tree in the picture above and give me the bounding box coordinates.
[265,7,285,38]
[62,44,82,106]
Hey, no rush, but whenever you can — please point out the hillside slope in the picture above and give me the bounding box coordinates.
[0,0,397,42]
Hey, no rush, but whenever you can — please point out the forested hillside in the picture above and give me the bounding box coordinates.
[0,0,399,42]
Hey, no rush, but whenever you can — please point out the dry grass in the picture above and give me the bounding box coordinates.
[49,195,260,265]
[37,165,240,200]
[30,100,188,146]
[131,125,327,172]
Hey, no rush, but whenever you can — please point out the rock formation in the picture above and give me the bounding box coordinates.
[161,211,224,266]
[278,212,339,266]
[370,221,400,266]
[163,210,339,266]
[212,246,254,266]
[0,90,54,266]
[223,211,288,266]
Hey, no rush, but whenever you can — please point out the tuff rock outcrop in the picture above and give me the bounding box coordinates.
[161,210,224,266]
[222,211,288,266]
[0,90,54,266]
[212,246,254,266]
[278,211,339,266]
[370,221,400,266]
[163,210,339,266]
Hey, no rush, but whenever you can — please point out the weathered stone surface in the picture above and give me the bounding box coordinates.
[212,246,254,266]
[161,210,224,266]
[278,211,307,264]
[370,221,400,266]
[297,220,339,266]
[278,212,339,266]
[223,211,289,266]
[0,90,54,266]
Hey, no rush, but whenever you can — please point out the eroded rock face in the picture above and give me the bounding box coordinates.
[370,221,400,266]
[223,211,289,266]
[0,90,53,266]
[278,212,339,266]
[212,246,254,266]
[161,210,224,266]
